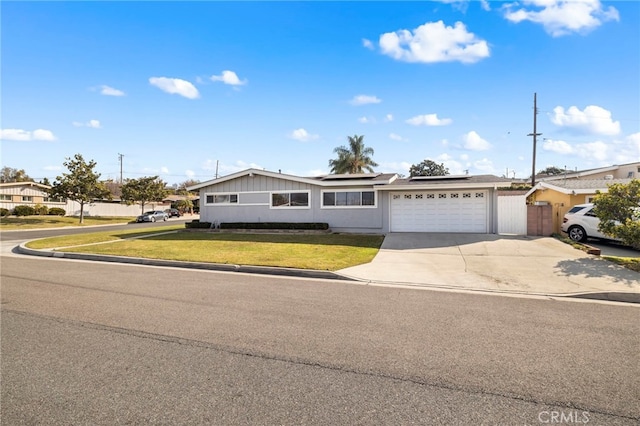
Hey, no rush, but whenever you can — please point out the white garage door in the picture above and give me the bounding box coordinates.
[390,190,488,232]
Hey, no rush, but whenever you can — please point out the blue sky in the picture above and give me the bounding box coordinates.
[2,0,638,185]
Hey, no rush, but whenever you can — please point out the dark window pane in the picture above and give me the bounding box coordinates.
[323,192,335,206]
[362,191,374,205]
[272,193,289,207]
[346,192,360,206]
[291,192,308,206]
[336,192,348,206]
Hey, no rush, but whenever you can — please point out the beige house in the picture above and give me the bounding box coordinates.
[0,182,66,212]
[526,162,639,234]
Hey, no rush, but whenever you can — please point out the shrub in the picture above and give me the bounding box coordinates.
[33,204,49,215]
[185,220,213,229]
[13,205,36,216]
[0,208,9,217]
[219,222,329,230]
[48,207,66,216]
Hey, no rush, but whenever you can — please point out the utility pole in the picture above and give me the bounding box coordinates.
[118,153,124,184]
[528,93,542,187]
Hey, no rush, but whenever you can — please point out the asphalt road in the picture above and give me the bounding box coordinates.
[1,255,638,425]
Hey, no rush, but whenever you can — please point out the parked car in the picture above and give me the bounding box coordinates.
[136,210,169,223]
[561,203,618,243]
[164,208,181,218]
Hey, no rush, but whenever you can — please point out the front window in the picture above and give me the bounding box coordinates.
[0,194,11,201]
[271,192,309,207]
[205,193,238,204]
[322,191,375,207]
[44,196,64,203]
[21,196,33,202]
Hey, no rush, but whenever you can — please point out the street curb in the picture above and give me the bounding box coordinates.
[16,243,638,304]
[17,243,350,281]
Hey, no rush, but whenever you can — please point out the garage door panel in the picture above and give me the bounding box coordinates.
[391,191,488,233]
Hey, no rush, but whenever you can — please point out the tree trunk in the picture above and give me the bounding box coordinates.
[79,201,85,224]
[140,202,146,214]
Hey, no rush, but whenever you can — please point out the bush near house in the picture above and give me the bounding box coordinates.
[48,207,66,216]
[0,208,9,217]
[185,220,213,229]
[33,204,49,215]
[220,222,330,230]
[13,205,36,216]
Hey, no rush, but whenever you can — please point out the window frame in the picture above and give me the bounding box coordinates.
[0,194,12,202]
[321,190,377,209]
[270,190,311,209]
[21,195,34,202]
[204,192,239,206]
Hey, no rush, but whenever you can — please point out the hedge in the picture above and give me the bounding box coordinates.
[0,208,9,217]
[219,222,329,230]
[48,207,66,216]
[13,205,36,216]
[34,204,49,215]
[185,220,213,229]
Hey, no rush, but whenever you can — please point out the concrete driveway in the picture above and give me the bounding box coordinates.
[337,233,640,300]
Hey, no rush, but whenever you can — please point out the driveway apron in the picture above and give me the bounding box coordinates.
[337,233,640,297]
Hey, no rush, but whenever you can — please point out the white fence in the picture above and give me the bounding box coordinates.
[65,201,171,217]
[497,194,527,235]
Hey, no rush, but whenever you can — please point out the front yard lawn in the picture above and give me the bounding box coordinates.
[0,216,135,230]
[26,230,384,271]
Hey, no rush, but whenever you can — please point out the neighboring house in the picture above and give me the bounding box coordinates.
[0,181,66,211]
[188,169,513,234]
[537,162,640,182]
[525,178,634,234]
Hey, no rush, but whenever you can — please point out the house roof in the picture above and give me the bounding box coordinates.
[0,181,50,190]
[187,168,398,190]
[525,178,633,197]
[538,162,640,182]
[379,174,513,191]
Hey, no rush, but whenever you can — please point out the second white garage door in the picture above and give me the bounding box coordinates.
[390,190,488,232]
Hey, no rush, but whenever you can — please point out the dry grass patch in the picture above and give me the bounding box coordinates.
[57,232,384,270]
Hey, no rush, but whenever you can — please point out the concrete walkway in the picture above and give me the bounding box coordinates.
[337,233,640,302]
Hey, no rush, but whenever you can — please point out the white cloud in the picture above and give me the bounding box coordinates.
[503,0,619,37]
[211,160,264,176]
[358,116,375,124]
[543,138,574,154]
[289,128,319,142]
[463,131,492,151]
[149,77,200,99]
[73,119,101,128]
[384,114,394,122]
[550,105,620,136]
[480,0,491,11]
[100,85,125,96]
[389,133,405,141]
[160,166,170,174]
[0,128,57,141]
[362,38,374,50]
[406,113,452,126]
[379,20,490,64]
[210,70,247,86]
[350,95,382,106]
[473,158,495,173]
[185,170,195,179]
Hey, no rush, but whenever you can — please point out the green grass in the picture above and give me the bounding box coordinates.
[27,231,384,271]
[602,256,640,272]
[0,215,135,230]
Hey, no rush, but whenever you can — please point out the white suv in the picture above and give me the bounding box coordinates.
[561,203,617,243]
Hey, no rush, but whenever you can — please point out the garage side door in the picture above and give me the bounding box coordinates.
[390,190,488,232]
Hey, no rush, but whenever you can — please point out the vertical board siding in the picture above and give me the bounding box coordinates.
[497,195,527,235]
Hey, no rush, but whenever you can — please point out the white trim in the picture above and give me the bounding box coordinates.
[269,190,311,209]
[320,189,378,209]
[203,192,239,206]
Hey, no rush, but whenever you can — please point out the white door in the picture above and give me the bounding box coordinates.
[390,190,488,232]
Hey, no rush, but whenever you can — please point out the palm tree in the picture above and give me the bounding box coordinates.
[328,135,378,174]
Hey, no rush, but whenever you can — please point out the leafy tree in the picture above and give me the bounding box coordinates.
[1,166,33,183]
[409,159,449,177]
[593,180,640,249]
[177,179,200,192]
[328,135,378,174]
[49,154,112,223]
[40,177,51,186]
[121,176,168,214]
[538,166,565,176]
